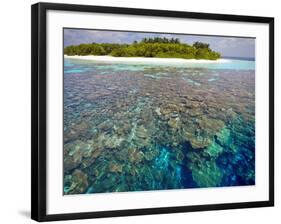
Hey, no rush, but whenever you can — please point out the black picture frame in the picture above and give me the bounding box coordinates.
[31,2,274,222]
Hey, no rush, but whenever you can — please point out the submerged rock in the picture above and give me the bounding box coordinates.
[144,149,159,161]
[216,127,231,146]
[191,160,223,187]
[64,142,84,172]
[160,104,175,116]
[181,116,225,149]
[155,107,162,116]
[115,122,131,136]
[128,148,144,164]
[187,152,223,187]
[64,169,89,194]
[135,125,149,139]
[199,117,224,133]
[98,120,113,132]
[182,128,212,149]
[206,141,223,158]
[188,107,203,117]
[81,147,102,169]
[109,162,123,173]
[168,118,180,129]
[104,134,124,149]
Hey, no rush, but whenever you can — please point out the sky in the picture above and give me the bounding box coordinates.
[64,29,255,58]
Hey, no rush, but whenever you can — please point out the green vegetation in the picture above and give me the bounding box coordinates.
[64,37,221,60]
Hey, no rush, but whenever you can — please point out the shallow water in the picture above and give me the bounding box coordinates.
[63,58,255,195]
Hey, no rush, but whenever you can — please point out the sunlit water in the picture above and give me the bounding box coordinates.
[63,58,255,195]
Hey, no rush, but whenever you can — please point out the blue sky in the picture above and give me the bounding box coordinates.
[64,29,255,58]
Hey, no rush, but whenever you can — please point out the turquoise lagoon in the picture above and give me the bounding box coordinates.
[63,58,255,194]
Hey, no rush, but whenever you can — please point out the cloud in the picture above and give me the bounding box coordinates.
[214,38,255,58]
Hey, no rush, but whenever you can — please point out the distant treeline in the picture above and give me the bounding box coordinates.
[64,37,221,60]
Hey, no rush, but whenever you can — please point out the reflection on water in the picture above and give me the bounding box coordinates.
[63,58,255,195]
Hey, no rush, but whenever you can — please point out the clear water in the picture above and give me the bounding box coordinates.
[64,58,255,72]
[63,57,255,195]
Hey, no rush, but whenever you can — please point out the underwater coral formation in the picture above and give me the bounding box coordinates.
[63,59,255,194]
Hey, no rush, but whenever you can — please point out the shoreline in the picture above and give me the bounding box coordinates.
[64,55,229,64]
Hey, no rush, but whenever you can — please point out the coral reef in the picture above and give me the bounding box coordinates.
[63,58,255,194]
[64,169,89,194]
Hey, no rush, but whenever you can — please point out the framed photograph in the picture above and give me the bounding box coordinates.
[31,2,274,222]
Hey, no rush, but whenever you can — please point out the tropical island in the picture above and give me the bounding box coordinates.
[64,37,221,60]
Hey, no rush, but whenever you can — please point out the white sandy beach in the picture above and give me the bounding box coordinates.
[64,55,229,64]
